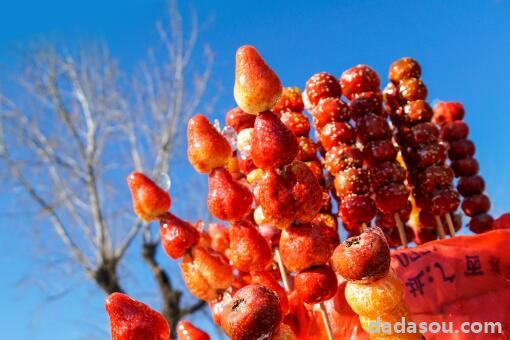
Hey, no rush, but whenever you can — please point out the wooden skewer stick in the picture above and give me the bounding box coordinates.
[319,302,334,340]
[273,247,290,292]
[434,215,446,239]
[444,213,456,237]
[394,212,408,248]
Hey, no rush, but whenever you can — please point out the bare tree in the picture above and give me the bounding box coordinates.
[0,0,213,333]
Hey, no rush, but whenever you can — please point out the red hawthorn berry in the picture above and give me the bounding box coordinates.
[312,97,351,129]
[340,65,381,100]
[272,87,305,114]
[177,320,210,340]
[433,101,465,124]
[160,213,200,259]
[389,57,422,84]
[304,72,342,109]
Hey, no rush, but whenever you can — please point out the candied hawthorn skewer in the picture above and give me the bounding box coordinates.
[305,72,376,235]
[384,57,460,239]
[331,228,420,339]
[340,64,411,248]
[177,320,210,340]
[434,101,494,233]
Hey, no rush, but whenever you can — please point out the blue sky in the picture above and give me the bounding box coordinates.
[1,0,510,339]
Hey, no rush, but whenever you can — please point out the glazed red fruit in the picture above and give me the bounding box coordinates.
[105,293,170,340]
[425,189,461,215]
[296,137,318,162]
[272,87,305,114]
[462,194,491,217]
[279,223,333,273]
[324,144,363,175]
[258,161,322,228]
[440,121,469,141]
[226,107,256,132]
[209,223,230,254]
[389,57,421,84]
[349,91,384,119]
[208,168,253,221]
[457,175,485,196]
[410,122,439,146]
[234,45,282,114]
[368,161,406,190]
[340,65,380,100]
[160,213,200,259]
[448,139,475,160]
[433,101,465,124]
[312,97,351,129]
[383,82,400,117]
[339,195,377,224]
[257,225,282,247]
[375,201,411,229]
[127,172,171,222]
[356,113,391,144]
[415,226,437,245]
[305,160,325,184]
[228,221,272,272]
[375,183,410,214]
[294,265,338,304]
[223,284,282,340]
[412,143,447,168]
[333,168,371,200]
[331,228,390,282]
[177,320,210,340]
[238,154,256,174]
[280,111,310,137]
[187,114,232,173]
[304,72,342,108]
[469,213,494,233]
[416,165,454,193]
[404,100,433,125]
[319,121,356,149]
[384,225,415,248]
[251,111,298,169]
[419,209,437,227]
[363,139,398,166]
[251,271,289,315]
[398,77,428,102]
[451,158,479,177]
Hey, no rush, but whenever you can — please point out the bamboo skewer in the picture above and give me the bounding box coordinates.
[444,213,456,237]
[273,247,290,292]
[319,302,334,340]
[434,215,446,239]
[394,212,408,248]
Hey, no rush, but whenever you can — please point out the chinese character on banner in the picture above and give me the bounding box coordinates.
[464,255,484,276]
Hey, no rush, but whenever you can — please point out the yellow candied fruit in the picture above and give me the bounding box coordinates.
[345,271,405,316]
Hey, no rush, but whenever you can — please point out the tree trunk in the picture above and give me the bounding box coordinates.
[93,258,125,295]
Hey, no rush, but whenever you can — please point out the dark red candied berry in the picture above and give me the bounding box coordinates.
[469,213,494,233]
[339,195,376,224]
[410,122,439,146]
[398,78,428,103]
[349,91,384,119]
[404,100,433,125]
[412,143,447,168]
[294,265,338,304]
[418,209,436,228]
[226,107,256,132]
[375,182,410,214]
[383,82,400,118]
[363,139,398,166]
[414,226,437,245]
[280,111,311,137]
[375,201,412,229]
[312,97,351,129]
[451,158,479,177]
[457,175,485,196]
[384,225,415,248]
[424,189,460,215]
[440,121,469,141]
[319,121,356,149]
[416,165,454,193]
[356,113,391,144]
[305,72,342,108]
[333,168,371,200]
[395,126,413,147]
[448,139,475,160]
[296,137,318,162]
[433,101,465,125]
[389,57,422,84]
[324,144,363,175]
[462,194,491,217]
[368,161,406,190]
[340,64,381,100]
